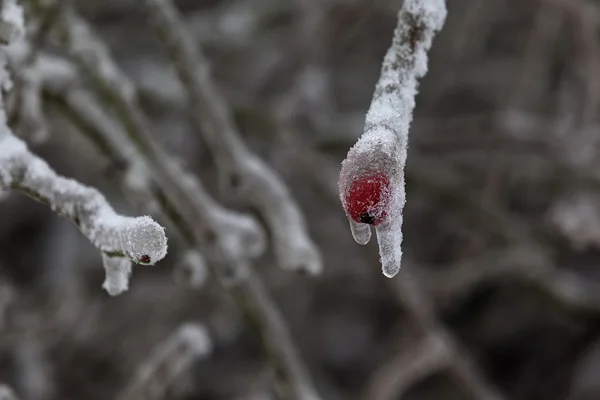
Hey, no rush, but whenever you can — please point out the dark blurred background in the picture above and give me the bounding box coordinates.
[3,0,600,399]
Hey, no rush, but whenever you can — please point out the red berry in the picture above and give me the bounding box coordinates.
[140,255,151,264]
[343,172,391,226]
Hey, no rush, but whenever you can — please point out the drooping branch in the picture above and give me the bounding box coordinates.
[0,133,168,295]
[339,0,447,277]
[0,2,167,297]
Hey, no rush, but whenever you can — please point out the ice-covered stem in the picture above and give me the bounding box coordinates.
[136,0,322,275]
[0,385,20,400]
[116,323,212,400]
[339,0,446,278]
[0,134,168,295]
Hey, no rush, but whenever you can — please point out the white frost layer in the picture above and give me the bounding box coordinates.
[0,134,168,295]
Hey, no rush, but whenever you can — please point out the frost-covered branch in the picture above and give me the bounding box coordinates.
[26,4,323,399]
[339,0,447,277]
[116,323,212,400]
[0,133,168,295]
[136,0,322,275]
[0,2,167,297]
[32,53,210,287]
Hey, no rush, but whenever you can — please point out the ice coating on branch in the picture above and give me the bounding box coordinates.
[338,0,446,278]
[0,134,168,295]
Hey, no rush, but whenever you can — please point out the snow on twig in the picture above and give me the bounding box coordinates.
[339,0,447,278]
[0,133,168,295]
[136,0,322,275]
[0,1,167,296]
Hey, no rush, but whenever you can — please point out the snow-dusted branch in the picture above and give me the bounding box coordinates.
[0,133,168,295]
[339,0,447,277]
[0,2,167,297]
[116,323,212,400]
[26,4,322,399]
[136,0,322,275]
